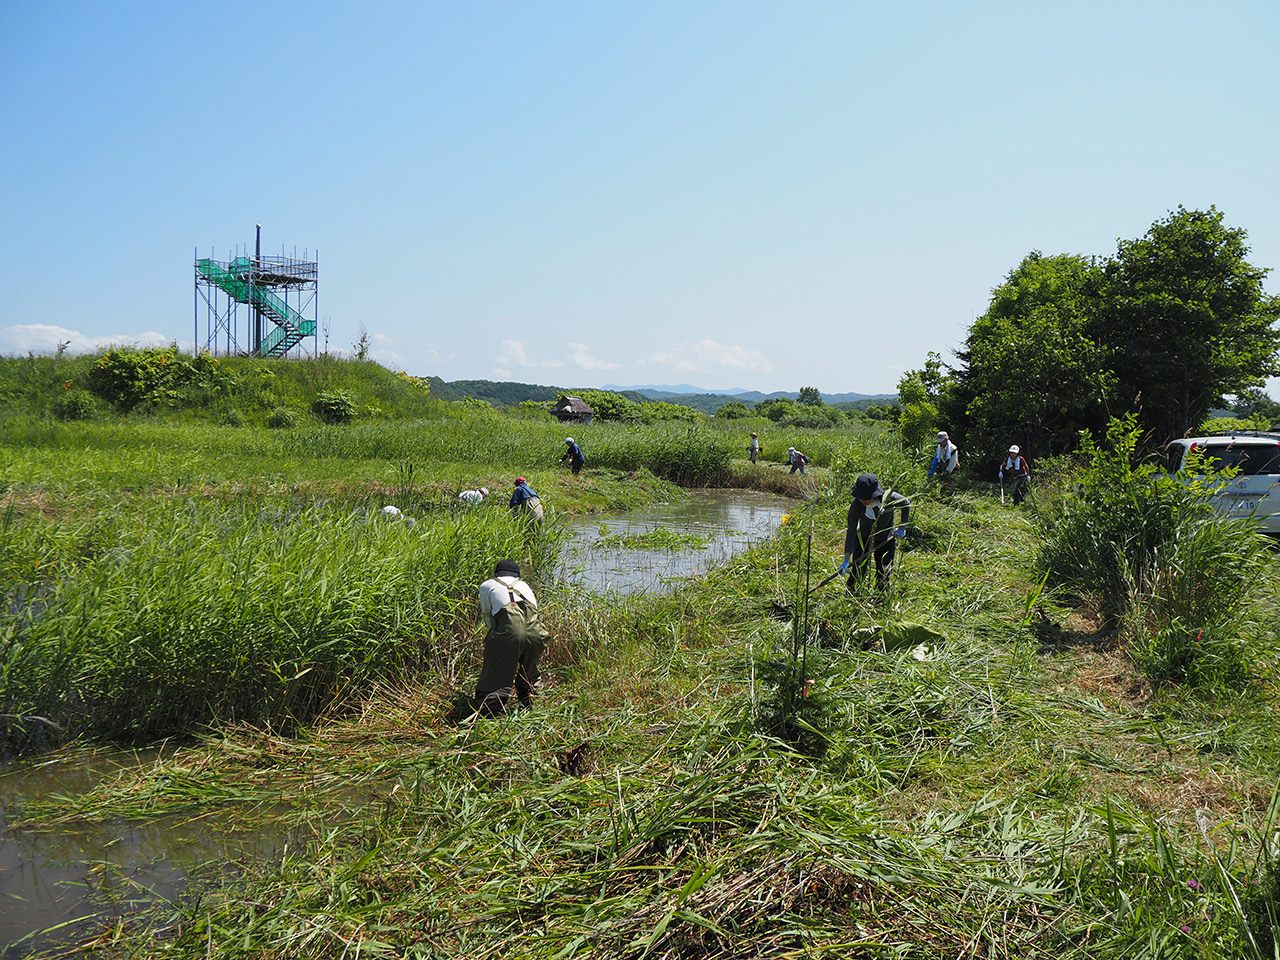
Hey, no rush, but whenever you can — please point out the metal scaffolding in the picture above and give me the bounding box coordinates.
[193,226,318,358]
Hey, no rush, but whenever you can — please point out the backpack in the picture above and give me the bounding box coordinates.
[500,587,549,648]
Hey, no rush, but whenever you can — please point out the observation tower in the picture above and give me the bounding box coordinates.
[194,225,318,358]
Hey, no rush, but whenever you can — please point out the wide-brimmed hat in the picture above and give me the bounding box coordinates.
[494,558,521,577]
[852,473,884,500]
[936,431,949,441]
[750,432,757,437]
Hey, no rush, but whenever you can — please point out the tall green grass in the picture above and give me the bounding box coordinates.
[0,416,737,493]
[0,497,558,746]
[1034,416,1271,688]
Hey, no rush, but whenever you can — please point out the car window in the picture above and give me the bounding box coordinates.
[1195,442,1280,476]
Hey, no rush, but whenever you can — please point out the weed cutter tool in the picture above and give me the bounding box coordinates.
[807,566,845,596]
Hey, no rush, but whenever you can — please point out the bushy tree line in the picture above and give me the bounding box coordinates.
[715,387,863,429]
[907,207,1280,469]
[574,388,700,424]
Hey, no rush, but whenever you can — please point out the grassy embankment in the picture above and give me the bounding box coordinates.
[3,356,1280,957]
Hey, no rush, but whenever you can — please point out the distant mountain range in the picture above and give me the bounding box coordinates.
[606,385,896,405]
[423,376,896,414]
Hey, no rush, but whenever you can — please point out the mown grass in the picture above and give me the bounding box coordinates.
[5,418,1280,958]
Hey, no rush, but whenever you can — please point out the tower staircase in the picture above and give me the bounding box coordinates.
[195,257,317,357]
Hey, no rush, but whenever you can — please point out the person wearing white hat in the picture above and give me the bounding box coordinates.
[559,437,585,475]
[786,446,809,475]
[928,430,960,495]
[999,445,1031,505]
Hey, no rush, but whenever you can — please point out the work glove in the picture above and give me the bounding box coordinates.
[895,526,907,539]
[998,471,1004,480]
[927,464,936,478]
[837,557,850,575]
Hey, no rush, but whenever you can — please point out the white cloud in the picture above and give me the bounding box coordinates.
[640,339,774,375]
[0,323,174,356]
[567,342,620,371]
[497,339,565,370]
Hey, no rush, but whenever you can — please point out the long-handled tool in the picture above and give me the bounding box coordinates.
[807,566,845,596]
[1000,476,1005,504]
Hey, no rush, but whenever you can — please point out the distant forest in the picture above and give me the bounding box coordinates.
[421,377,894,415]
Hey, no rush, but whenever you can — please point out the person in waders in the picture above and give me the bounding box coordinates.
[470,559,547,716]
[509,477,544,524]
[999,445,1031,505]
[839,473,911,592]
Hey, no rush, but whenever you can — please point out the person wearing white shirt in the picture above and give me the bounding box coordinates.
[458,487,488,506]
[471,559,544,715]
[928,430,960,495]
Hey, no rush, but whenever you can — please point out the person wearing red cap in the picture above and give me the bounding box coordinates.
[509,477,544,524]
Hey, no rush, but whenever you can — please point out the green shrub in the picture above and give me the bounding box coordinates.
[1038,414,1269,688]
[51,388,97,421]
[86,347,225,411]
[715,401,751,419]
[311,390,356,424]
[1198,414,1271,436]
[266,406,300,429]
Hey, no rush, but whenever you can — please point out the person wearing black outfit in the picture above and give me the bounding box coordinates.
[839,473,911,591]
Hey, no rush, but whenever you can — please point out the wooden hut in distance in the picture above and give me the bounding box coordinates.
[551,394,594,425]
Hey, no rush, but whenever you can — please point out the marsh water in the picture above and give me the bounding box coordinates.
[557,488,795,594]
[0,488,794,956]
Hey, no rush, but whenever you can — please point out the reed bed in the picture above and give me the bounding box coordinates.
[6,413,1280,958]
[0,497,559,747]
[0,416,737,494]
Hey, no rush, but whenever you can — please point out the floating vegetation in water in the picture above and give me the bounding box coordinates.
[592,527,711,550]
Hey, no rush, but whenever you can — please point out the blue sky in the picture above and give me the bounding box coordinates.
[2,1,1278,396]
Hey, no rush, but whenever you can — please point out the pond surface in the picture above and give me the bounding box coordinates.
[0,752,296,958]
[557,488,795,594]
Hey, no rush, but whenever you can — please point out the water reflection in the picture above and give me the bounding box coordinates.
[0,752,290,958]
[558,489,794,594]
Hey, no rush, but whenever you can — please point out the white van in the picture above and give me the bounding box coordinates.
[1164,433,1280,534]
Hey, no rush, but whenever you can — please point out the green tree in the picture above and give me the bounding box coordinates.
[575,389,642,422]
[941,253,1113,465]
[896,352,945,451]
[755,397,796,422]
[714,400,751,419]
[1230,387,1280,428]
[1092,206,1280,440]
[797,386,823,406]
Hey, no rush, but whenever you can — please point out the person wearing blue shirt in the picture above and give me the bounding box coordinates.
[560,437,585,475]
[509,477,544,523]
